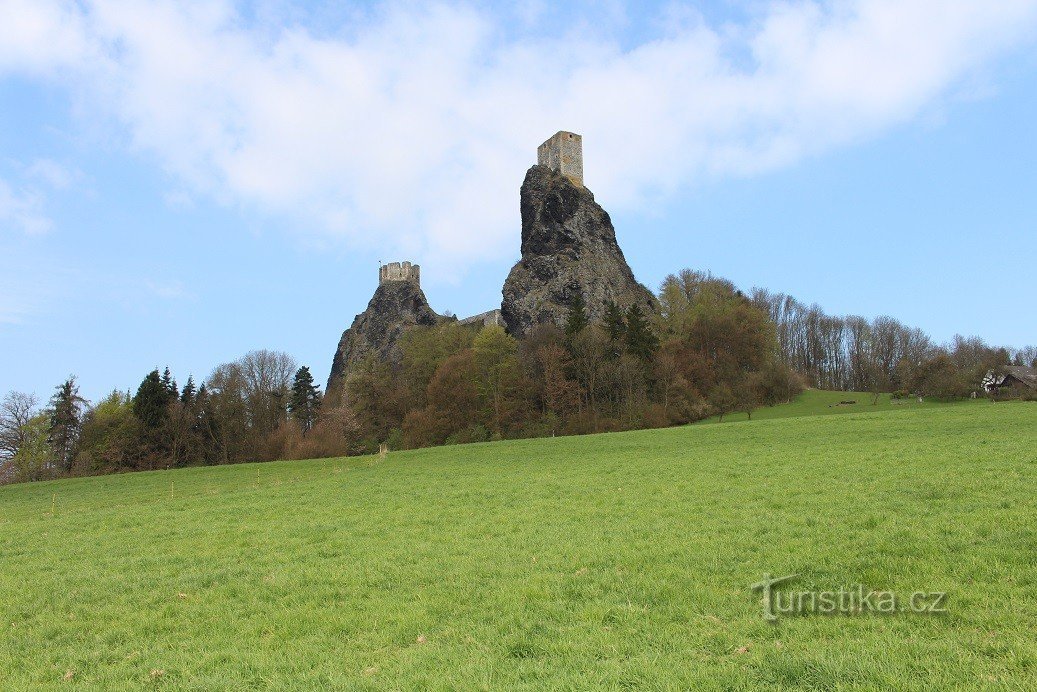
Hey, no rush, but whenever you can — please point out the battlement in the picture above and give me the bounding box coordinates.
[379,261,420,285]
[537,131,583,185]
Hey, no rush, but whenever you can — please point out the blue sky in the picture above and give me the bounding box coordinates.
[1,0,1036,404]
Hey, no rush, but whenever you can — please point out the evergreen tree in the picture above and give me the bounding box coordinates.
[180,376,197,406]
[288,366,322,433]
[161,367,177,399]
[624,304,659,361]
[565,289,588,337]
[134,369,176,468]
[604,301,627,342]
[133,370,171,430]
[48,376,86,473]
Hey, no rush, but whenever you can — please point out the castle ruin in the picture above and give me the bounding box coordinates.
[537,131,583,186]
[379,261,420,285]
[329,130,655,397]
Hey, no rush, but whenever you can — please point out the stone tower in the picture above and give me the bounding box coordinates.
[379,261,420,285]
[501,133,655,336]
[537,131,583,186]
[326,260,439,405]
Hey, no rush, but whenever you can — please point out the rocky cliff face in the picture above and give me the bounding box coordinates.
[501,165,655,336]
[326,278,442,404]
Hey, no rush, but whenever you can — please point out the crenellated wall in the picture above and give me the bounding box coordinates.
[379,261,420,285]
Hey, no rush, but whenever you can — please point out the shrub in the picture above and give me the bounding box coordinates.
[445,424,490,445]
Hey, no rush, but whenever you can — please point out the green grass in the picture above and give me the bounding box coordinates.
[1,403,1035,689]
[699,388,980,424]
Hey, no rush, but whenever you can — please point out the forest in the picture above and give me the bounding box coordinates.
[2,269,1033,484]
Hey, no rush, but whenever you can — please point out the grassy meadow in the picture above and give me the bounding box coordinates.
[0,398,1035,689]
[697,388,980,424]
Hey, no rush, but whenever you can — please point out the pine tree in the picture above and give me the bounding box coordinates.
[604,301,627,342]
[180,376,196,406]
[565,289,588,337]
[624,304,659,361]
[134,369,179,468]
[161,367,177,399]
[134,370,171,430]
[288,366,322,433]
[48,376,86,473]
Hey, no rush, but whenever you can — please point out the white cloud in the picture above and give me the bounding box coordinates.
[0,177,51,235]
[0,0,96,75]
[2,0,1036,280]
[25,159,76,190]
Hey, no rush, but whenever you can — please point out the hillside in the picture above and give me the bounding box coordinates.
[697,388,983,424]
[1,404,1035,688]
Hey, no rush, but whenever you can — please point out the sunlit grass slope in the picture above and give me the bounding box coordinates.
[1,403,1035,689]
[698,387,981,424]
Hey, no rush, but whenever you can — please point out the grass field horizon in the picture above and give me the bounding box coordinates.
[696,388,985,424]
[1,400,1034,688]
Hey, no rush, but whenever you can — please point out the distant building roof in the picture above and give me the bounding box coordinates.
[1004,365,1037,389]
[983,365,1037,391]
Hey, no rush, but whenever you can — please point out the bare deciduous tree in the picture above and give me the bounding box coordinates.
[0,392,39,461]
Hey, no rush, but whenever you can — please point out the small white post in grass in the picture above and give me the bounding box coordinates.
[170,481,174,500]
[51,493,56,517]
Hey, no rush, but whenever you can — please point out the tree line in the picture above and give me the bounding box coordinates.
[2,269,1033,484]
[336,270,802,451]
[750,288,1036,398]
[0,352,328,484]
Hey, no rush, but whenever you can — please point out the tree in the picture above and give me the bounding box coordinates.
[1012,345,1037,368]
[535,343,579,421]
[733,373,763,421]
[614,352,650,421]
[862,361,888,405]
[49,376,86,473]
[913,353,968,399]
[134,370,172,431]
[76,391,140,473]
[604,301,626,342]
[10,414,54,483]
[403,350,481,448]
[198,351,298,462]
[161,367,177,399]
[624,304,658,361]
[659,271,776,395]
[400,322,476,406]
[708,383,737,423]
[565,289,588,337]
[238,350,297,443]
[1,392,38,462]
[653,345,708,425]
[426,351,480,427]
[345,357,408,450]
[569,326,611,416]
[289,406,361,459]
[134,369,176,467]
[472,325,521,436]
[288,366,322,433]
[180,376,197,406]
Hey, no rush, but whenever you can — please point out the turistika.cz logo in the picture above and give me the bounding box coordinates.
[751,573,948,622]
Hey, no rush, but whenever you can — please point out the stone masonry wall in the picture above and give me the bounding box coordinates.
[537,131,583,186]
[379,261,420,285]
